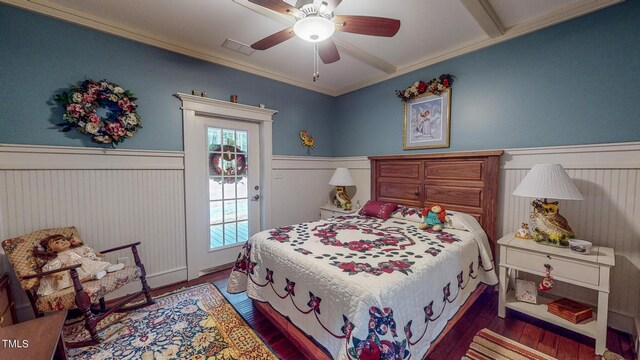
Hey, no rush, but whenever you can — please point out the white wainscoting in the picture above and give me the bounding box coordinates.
[272,142,640,334]
[0,144,187,320]
[270,156,370,228]
[1,143,638,334]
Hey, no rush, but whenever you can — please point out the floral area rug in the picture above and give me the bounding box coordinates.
[64,283,278,360]
[463,328,557,360]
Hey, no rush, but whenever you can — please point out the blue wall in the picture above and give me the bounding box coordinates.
[0,4,336,156]
[2,2,639,157]
[334,1,640,156]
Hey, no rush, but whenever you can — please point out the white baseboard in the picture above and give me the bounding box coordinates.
[105,266,188,301]
[608,310,637,335]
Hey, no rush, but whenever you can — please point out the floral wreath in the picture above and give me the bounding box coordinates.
[395,74,454,101]
[54,79,142,147]
[209,144,247,183]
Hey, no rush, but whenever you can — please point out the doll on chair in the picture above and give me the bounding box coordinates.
[37,234,125,296]
[69,236,104,261]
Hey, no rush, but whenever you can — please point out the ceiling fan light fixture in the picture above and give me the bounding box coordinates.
[293,16,335,42]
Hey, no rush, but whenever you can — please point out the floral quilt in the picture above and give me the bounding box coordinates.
[227,212,498,360]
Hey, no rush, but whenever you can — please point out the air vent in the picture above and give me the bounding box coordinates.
[221,39,255,56]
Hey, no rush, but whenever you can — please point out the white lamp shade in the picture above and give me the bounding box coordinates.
[513,164,584,200]
[329,168,354,186]
[293,16,335,42]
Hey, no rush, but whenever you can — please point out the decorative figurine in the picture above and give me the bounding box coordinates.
[192,89,198,96]
[530,199,575,246]
[201,91,207,98]
[539,264,554,292]
[335,188,352,210]
[230,95,238,103]
[515,222,533,239]
[299,130,315,155]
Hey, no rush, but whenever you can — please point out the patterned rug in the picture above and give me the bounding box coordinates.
[64,283,278,360]
[463,328,557,360]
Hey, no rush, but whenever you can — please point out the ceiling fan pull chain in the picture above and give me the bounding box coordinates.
[313,42,319,82]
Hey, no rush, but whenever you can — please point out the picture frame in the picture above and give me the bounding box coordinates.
[403,88,451,150]
[515,278,538,304]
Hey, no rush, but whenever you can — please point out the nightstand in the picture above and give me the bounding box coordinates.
[0,310,68,359]
[497,233,615,355]
[320,204,357,220]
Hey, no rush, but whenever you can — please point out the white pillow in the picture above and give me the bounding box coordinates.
[391,205,423,223]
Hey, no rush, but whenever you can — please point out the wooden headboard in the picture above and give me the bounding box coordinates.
[369,150,503,256]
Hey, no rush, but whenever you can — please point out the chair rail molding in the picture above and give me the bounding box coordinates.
[0,143,184,170]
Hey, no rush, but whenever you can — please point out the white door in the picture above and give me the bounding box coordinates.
[179,94,275,280]
[192,115,261,274]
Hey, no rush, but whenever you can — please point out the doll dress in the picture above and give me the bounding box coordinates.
[37,249,112,296]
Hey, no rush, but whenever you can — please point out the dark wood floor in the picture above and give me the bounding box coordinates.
[152,268,636,360]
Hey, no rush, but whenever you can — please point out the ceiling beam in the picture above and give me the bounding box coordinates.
[332,38,396,74]
[460,0,505,38]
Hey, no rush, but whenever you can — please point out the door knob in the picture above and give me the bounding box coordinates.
[251,195,260,201]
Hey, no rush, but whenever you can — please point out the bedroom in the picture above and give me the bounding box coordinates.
[0,0,638,359]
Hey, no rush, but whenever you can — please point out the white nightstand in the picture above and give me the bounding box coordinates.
[497,233,615,355]
[320,204,357,220]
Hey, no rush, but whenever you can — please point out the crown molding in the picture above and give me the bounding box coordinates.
[0,0,624,97]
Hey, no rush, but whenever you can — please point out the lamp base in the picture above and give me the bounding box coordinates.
[529,198,574,247]
[335,186,352,210]
[533,234,570,248]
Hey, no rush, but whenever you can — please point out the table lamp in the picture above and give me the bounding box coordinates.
[329,168,355,209]
[512,164,584,246]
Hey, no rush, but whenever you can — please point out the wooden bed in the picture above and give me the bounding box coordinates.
[254,150,503,359]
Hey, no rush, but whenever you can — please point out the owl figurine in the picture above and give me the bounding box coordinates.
[530,199,574,246]
[335,186,352,210]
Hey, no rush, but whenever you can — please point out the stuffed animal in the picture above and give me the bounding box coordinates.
[37,234,125,296]
[418,204,450,231]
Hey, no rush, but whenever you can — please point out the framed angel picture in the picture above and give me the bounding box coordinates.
[403,88,451,150]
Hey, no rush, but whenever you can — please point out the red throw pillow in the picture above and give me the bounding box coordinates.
[358,201,398,220]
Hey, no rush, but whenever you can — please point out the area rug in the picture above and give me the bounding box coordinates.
[64,283,278,360]
[463,328,557,360]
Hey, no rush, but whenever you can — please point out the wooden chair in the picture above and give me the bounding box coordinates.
[1,226,154,348]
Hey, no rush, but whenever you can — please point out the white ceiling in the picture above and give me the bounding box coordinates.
[8,0,622,95]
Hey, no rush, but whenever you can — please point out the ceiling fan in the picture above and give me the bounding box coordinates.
[248,0,401,81]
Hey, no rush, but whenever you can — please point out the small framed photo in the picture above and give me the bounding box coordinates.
[515,279,538,304]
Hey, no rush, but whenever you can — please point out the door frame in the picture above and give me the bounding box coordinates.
[177,93,277,280]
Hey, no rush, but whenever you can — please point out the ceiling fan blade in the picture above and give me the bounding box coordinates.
[248,0,300,17]
[251,27,295,50]
[318,38,340,64]
[314,0,342,13]
[333,15,401,37]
